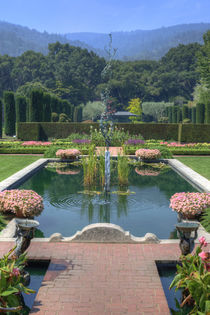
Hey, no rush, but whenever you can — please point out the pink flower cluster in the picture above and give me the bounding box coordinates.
[0,189,44,217]
[198,236,210,271]
[170,192,210,219]
[135,149,161,160]
[135,168,160,176]
[22,141,52,146]
[160,141,196,147]
[56,149,81,159]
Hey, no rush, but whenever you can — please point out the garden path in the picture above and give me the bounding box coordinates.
[2,242,209,314]
[96,146,123,156]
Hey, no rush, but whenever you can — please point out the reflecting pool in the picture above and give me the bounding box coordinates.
[17,164,196,238]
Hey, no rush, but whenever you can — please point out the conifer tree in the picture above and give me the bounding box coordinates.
[3,91,16,135]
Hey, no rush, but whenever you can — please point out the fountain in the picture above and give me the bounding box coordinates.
[100,34,116,193]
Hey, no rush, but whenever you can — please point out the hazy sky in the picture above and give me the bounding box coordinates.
[1,0,210,33]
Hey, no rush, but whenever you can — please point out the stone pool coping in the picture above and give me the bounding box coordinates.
[0,157,210,243]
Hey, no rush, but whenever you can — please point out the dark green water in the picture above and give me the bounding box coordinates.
[157,263,192,314]
[18,164,196,238]
[21,261,48,314]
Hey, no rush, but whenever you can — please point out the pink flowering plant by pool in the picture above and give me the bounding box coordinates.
[0,190,43,217]
[0,247,35,312]
[135,149,161,160]
[170,192,210,219]
[170,236,210,313]
[56,149,81,159]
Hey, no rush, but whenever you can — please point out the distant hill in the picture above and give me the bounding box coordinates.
[0,21,209,60]
[0,21,103,57]
[66,23,210,60]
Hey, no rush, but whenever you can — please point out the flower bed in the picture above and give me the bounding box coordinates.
[135,149,161,160]
[170,192,210,219]
[56,149,81,160]
[0,189,43,218]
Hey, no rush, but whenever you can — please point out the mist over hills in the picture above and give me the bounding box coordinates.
[66,23,210,60]
[0,21,209,60]
[0,21,103,57]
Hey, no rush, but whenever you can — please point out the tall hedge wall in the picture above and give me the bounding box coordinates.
[205,100,210,124]
[181,124,210,142]
[17,122,210,143]
[0,99,2,138]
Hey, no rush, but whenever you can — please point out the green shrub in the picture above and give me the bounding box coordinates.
[59,113,71,122]
[51,112,59,122]
[3,91,16,136]
[182,118,191,124]
[200,208,210,232]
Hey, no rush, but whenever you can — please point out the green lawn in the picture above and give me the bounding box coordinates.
[177,156,210,180]
[0,156,41,182]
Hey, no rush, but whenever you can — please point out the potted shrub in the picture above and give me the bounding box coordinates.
[135,149,161,161]
[170,192,210,220]
[56,149,81,160]
[0,190,44,218]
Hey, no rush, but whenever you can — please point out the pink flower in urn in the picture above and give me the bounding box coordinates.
[199,251,208,261]
[199,236,206,246]
[12,267,20,277]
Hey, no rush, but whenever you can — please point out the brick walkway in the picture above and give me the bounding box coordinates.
[96,147,123,156]
[0,242,188,315]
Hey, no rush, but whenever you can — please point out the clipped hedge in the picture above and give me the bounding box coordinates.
[181,124,210,143]
[17,122,210,143]
[0,148,46,154]
[17,123,41,141]
[170,149,210,155]
[17,122,99,140]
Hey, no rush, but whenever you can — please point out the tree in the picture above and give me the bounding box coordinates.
[0,99,2,138]
[196,103,205,124]
[42,93,51,122]
[126,98,142,122]
[83,101,105,121]
[197,31,210,88]
[29,89,43,122]
[15,95,27,123]
[3,91,16,135]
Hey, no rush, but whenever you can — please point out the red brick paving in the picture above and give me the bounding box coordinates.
[1,242,209,314]
[96,147,123,156]
[0,242,181,314]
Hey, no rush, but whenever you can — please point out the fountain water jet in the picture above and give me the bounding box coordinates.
[100,34,116,194]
